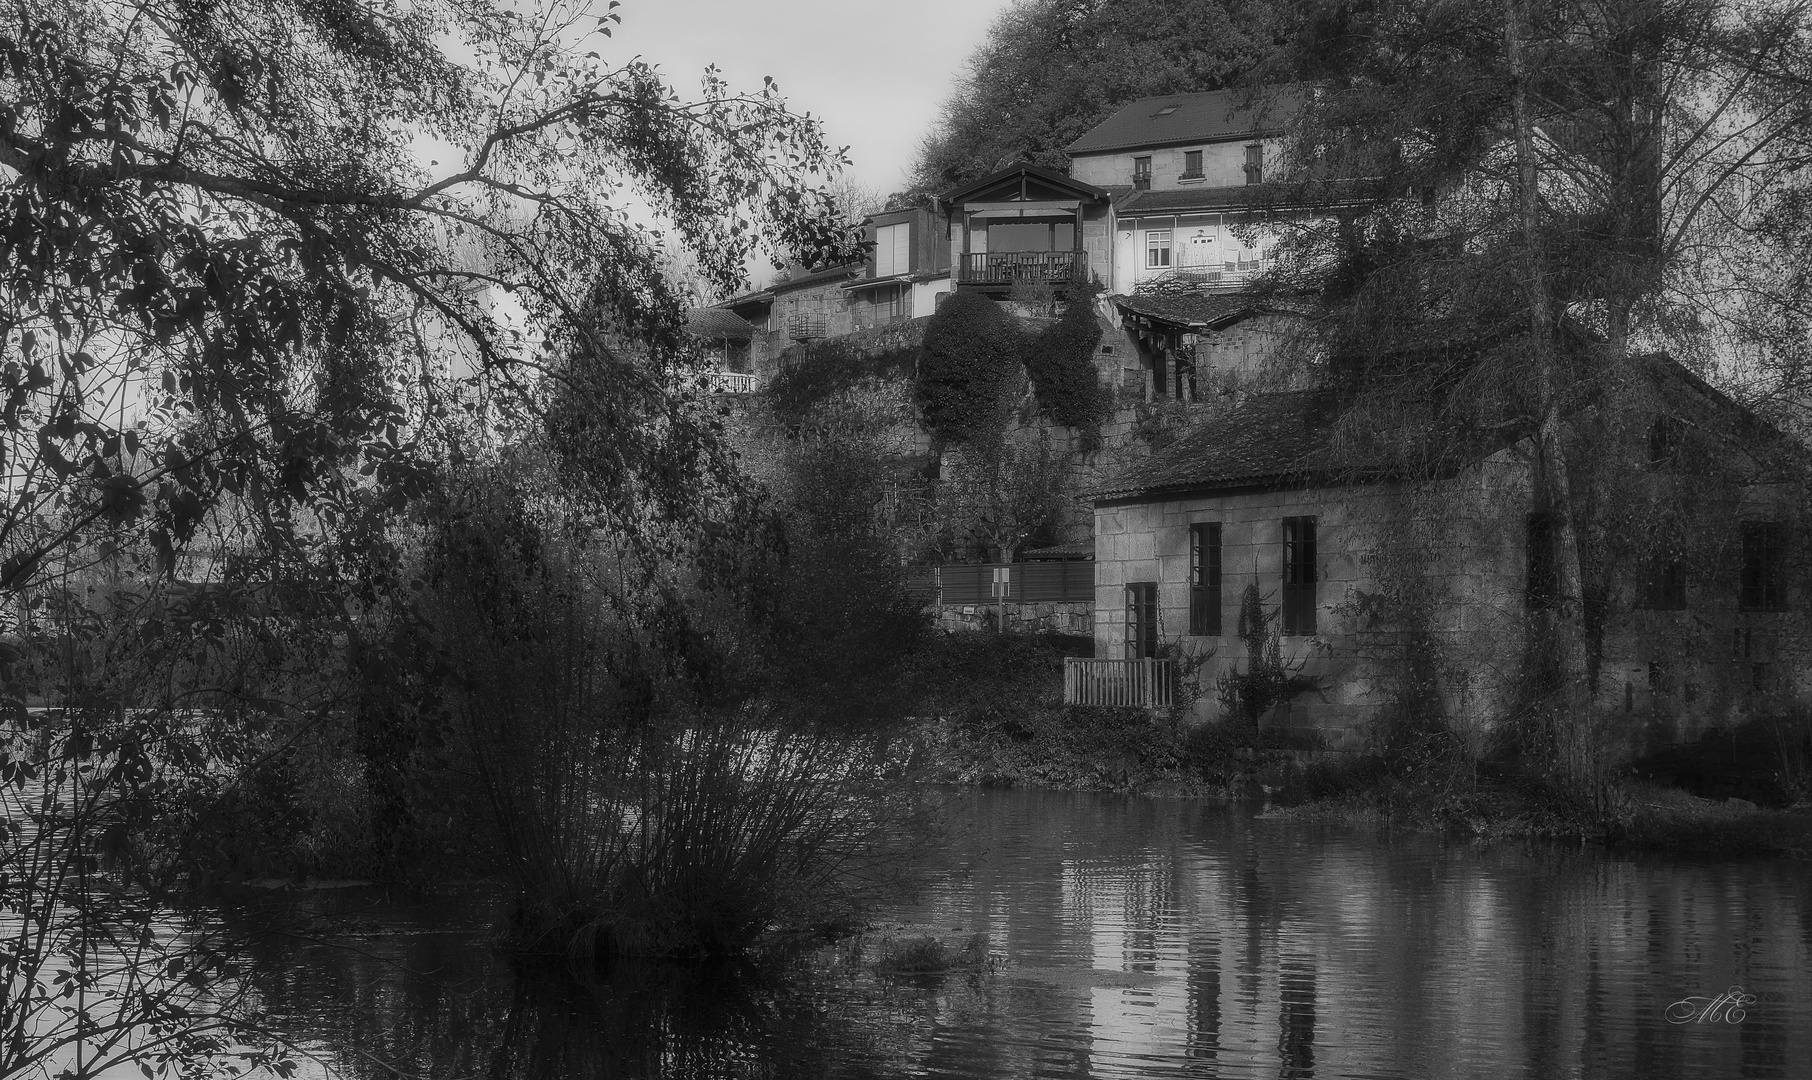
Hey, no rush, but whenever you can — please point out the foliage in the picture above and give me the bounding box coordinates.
[763,340,919,425]
[0,0,858,611]
[932,431,1077,562]
[764,420,933,728]
[1268,0,1812,808]
[420,488,915,961]
[917,288,1109,452]
[916,292,1026,447]
[909,0,1282,195]
[1023,283,1112,437]
[1,689,304,1078]
[1215,584,1299,724]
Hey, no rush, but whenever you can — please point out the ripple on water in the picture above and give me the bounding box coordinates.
[256,789,1809,1080]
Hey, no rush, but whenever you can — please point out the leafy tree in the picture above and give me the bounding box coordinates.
[908,0,1283,196]
[1269,0,1812,801]
[0,0,857,605]
[1,0,860,1069]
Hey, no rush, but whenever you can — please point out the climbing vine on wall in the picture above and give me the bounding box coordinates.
[916,288,1110,447]
[1023,281,1111,439]
[765,339,918,425]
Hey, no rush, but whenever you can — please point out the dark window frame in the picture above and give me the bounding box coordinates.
[1642,556,1687,610]
[1189,522,1221,636]
[1281,516,1316,636]
[1646,414,1682,469]
[1133,156,1153,191]
[1740,520,1788,611]
[1181,150,1204,180]
[1125,581,1159,658]
[1243,143,1264,185]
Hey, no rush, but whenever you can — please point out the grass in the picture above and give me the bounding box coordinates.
[1266,757,1812,859]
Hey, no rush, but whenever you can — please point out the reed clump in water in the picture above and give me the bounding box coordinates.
[429,518,918,964]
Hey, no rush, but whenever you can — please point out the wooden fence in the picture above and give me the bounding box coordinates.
[1063,657,1175,708]
[905,562,1094,606]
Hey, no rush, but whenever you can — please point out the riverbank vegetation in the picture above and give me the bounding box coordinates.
[0,0,888,1072]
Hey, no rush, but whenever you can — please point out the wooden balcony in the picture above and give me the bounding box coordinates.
[707,371,760,394]
[1063,657,1176,709]
[957,250,1089,289]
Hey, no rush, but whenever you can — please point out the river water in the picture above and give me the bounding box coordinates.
[245,789,1811,1079]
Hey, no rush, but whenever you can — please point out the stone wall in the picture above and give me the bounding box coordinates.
[1093,459,1539,750]
[933,600,1093,636]
[1092,440,1812,757]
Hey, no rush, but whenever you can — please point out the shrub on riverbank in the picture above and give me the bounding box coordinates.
[910,631,1302,794]
[1267,750,1812,857]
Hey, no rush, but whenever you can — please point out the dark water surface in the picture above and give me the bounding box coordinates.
[253,789,1812,1079]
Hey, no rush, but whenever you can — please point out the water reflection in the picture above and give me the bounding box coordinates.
[253,790,1811,1079]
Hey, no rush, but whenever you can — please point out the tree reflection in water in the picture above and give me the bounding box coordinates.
[233,791,1812,1080]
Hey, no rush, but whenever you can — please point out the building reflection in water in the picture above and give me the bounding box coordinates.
[255,789,1810,1080]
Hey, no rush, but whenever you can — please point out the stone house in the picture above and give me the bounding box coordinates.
[718,206,953,378]
[683,308,757,392]
[1086,354,1812,756]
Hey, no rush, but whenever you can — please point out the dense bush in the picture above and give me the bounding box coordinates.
[765,339,918,424]
[1023,282,1111,437]
[918,290,1110,447]
[423,501,918,962]
[916,291,1025,446]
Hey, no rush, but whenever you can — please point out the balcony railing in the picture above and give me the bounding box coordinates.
[1063,657,1175,708]
[958,250,1089,287]
[707,371,760,394]
[788,312,826,340]
[1136,256,1274,289]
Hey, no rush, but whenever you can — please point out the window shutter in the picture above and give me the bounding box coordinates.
[892,223,910,275]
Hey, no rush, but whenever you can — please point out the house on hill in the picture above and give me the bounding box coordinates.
[684,308,758,392]
[1077,354,1812,758]
[930,87,1326,402]
[719,205,953,378]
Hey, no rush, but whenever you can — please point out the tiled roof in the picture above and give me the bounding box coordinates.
[768,263,863,294]
[1113,292,1315,330]
[685,308,755,340]
[1114,185,1272,214]
[1092,388,1501,502]
[938,161,1109,205]
[1094,390,1346,501]
[1067,86,1310,156]
[1094,353,1804,503]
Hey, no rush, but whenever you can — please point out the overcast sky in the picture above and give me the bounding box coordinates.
[610,0,1017,196]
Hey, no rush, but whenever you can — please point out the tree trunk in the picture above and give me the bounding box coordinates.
[1506,0,1602,802]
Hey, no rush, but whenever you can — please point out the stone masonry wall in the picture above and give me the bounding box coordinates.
[934,600,1093,636]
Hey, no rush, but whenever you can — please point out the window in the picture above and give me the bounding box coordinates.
[1643,557,1687,610]
[1282,517,1316,636]
[1145,229,1172,269]
[1190,523,1221,636]
[870,283,905,325]
[1153,105,1179,117]
[1526,512,1558,610]
[1740,521,1787,611]
[1647,415,1682,468]
[874,222,910,277]
[1182,150,1203,179]
[1133,156,1152,190]
[1126,582,1159,659]
[1243,143,1264,185]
